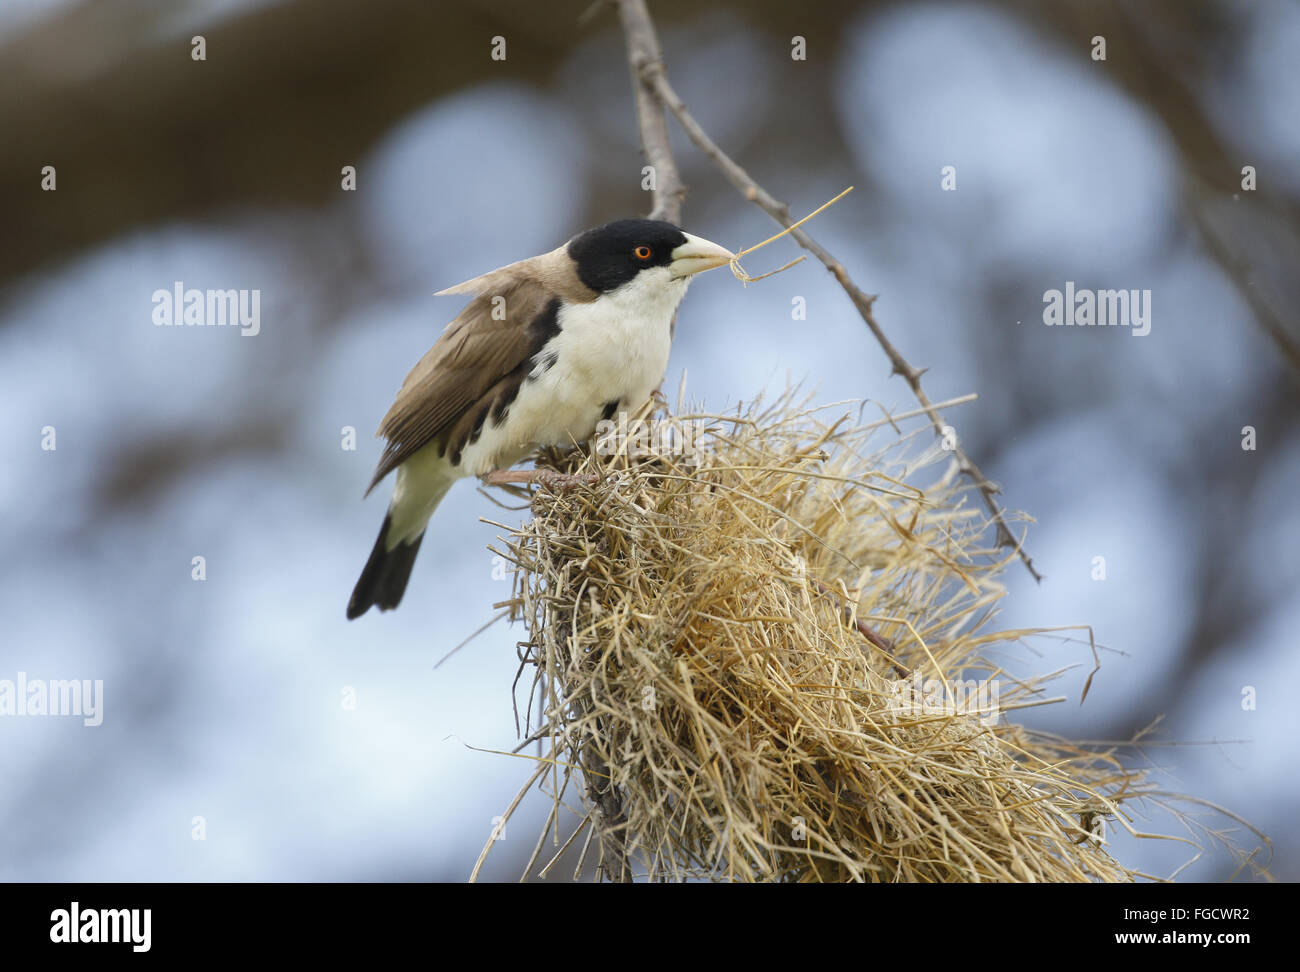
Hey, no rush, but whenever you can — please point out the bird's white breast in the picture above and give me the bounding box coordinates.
[458,267,688,476]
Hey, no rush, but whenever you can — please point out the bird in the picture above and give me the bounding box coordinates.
[347,218,735,619]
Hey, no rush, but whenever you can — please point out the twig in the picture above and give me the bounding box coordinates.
[562,0,690,884]
[616,0,685,223]
[810,579,910,678]
[615,0,1041,582]
[1189,189,1300,375]
[580,723,634,883]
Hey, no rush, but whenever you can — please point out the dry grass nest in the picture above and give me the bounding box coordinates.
[473,392,1265,882]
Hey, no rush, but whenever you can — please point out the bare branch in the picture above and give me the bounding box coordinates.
[810,579,910,678]
[616,0,686,222]
[615,0,1041,582]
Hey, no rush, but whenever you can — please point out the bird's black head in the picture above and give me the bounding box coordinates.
[566,219,689,293]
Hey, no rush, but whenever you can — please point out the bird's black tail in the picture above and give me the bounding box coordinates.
[347,514,425,620]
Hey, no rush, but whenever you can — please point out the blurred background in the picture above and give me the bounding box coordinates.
[1,0,1296,881]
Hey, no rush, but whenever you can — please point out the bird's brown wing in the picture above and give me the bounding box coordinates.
[365,249,595,493]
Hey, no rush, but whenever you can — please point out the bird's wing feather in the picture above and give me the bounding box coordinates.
[366,248,595,492]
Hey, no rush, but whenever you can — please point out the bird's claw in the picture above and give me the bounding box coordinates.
[482,469,600,490]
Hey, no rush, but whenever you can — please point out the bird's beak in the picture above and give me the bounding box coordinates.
[669,234,735,279]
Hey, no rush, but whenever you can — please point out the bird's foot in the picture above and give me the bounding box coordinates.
[482,468,600,490]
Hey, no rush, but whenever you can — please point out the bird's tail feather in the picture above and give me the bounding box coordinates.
[347,514,425,620]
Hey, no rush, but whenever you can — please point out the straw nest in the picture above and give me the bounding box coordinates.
[478,392,1261,882]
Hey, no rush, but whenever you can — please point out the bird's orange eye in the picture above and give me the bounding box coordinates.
[633,245,653,260]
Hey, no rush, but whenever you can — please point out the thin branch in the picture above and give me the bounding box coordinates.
[810,579,910,678]
[580,722,634,883]
[560,0,688,883]
[1189,188,1300,375]
[617,0,685,222]
[614,0,1041,582]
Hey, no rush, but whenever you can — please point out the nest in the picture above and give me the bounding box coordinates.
[477,393,1261,882]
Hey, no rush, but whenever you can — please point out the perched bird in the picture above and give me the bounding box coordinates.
[347,219,734,619]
